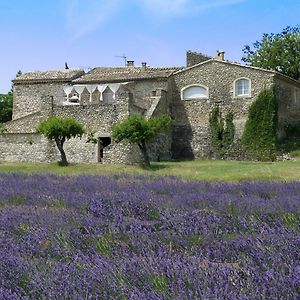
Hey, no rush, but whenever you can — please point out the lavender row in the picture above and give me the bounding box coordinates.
[0,173,299,299]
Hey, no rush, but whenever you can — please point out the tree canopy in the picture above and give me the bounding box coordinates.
[0,91,13,123]
[112,114,171,166]
[242,26,300,80]
[37,116,84,166]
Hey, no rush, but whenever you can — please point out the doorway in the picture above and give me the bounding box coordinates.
[98,137,111,162]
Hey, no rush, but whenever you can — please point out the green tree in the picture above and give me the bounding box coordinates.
[242,26,300,80]
[0,90,13,123]
[37,117,84,166]
[242,89,278,161]
[112,114,171,166]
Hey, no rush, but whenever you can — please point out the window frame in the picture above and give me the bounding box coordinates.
[181,84,209,100]
[234,78,251,98]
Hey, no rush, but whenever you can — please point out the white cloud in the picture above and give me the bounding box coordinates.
[64,0,247,40]
[65,0,121,40]
[137,0,247,17]
[137,0,190,16]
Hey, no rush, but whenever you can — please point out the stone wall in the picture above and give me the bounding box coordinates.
[129,80,168,110]
[170,60,274,159]
[1,80,173,164]
[0,133,57,162]
[146,89,173,161]
[12,82,70,120]
[274,76,300,140]
[186,50,211,67]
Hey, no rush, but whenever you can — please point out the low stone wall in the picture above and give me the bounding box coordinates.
[0,133,56,162]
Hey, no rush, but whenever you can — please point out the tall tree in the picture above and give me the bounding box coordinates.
[242,26,300,80]
[112,114,171,166]
[0,90,13,123]
[37,117,84,166]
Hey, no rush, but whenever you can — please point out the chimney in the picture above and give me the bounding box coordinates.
[141,62,147,71]
[216,50,225,61]
[127,60,134,67]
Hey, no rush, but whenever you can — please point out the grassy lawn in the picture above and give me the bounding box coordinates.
[0,159,300,181]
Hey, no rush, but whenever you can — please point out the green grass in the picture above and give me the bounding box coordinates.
[1,159,300,181]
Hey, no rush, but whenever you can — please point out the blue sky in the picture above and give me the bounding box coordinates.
[0,0,299,93]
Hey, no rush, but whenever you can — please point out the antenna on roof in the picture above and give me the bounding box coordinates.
[115,54,127,66]
[78,66,92,71]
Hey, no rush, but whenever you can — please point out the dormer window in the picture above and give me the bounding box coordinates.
[234,78,251,97]
[181,84,209,100]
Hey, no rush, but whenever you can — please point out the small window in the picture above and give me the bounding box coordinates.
[235,78,251,97]
[181,85,208,100]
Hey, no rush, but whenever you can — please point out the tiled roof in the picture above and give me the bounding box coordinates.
[13,69,85,83]
[74,67,184,83]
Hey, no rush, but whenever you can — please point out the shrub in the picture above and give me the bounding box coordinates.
[242,89,278,161]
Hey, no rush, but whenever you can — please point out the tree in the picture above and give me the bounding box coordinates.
[241,89,278,161]
[37,117,84,166]
[0,90,13,123]
[112,114,171,166]
[242,26,300,80]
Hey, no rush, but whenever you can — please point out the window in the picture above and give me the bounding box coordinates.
[235,78,251,97]
[181,85,209,100]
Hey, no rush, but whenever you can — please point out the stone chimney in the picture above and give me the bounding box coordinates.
[127,60,135,67]
[186,50,211,67]
[141,62,147,71]
[216,50,225,61]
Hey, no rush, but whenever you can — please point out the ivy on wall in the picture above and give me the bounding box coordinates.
[241,89,278,161]
[209,105,235,159]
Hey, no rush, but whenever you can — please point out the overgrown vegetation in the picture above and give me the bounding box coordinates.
[242,89,278,161]
[209,105,235,159]
[279,121,300,157]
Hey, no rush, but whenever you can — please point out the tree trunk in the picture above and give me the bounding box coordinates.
[55,138,68,166]
[138,141,150,167]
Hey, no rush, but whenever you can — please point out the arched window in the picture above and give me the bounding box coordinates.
[181,85,209,100]
[234,78,251,97]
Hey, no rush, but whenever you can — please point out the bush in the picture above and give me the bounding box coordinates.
[242,89,278,161]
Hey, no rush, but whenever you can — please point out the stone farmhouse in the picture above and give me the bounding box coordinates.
[0,50,300,164]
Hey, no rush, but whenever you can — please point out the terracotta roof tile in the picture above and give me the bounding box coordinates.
[74,67,184,83]
[13,69,85,83]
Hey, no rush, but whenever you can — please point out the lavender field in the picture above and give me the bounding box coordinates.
[0,173,299,299]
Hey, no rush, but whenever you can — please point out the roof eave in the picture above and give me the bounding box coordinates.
[73,76,170,84]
